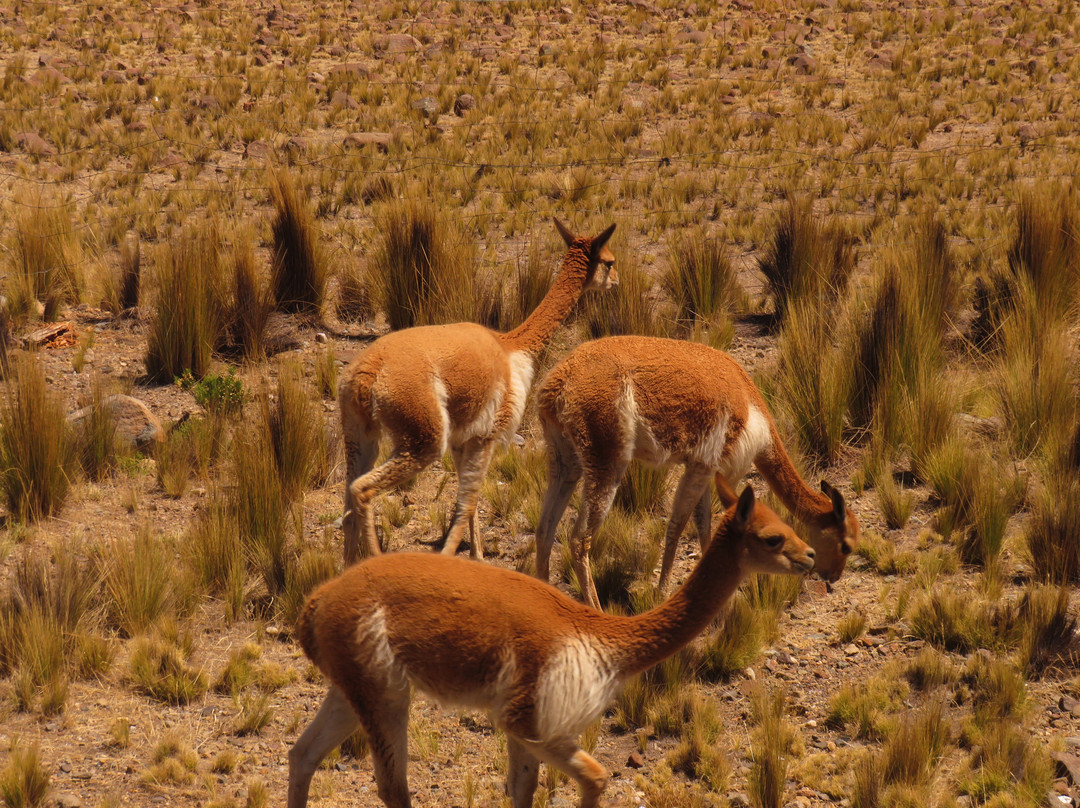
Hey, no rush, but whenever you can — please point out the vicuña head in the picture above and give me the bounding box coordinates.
[287,486,812,808]
[338,219,616,565]
[536,335,858,609]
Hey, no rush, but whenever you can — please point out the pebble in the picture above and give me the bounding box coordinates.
[844,644,859,655]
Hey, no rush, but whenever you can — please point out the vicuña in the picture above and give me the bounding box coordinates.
[288,486,814,808]
[536,335,859,608]
[338,219,617,564]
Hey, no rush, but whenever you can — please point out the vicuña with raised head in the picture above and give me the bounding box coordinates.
[288,486,814,808]
[338,219,617,564]
[536,335,859,608]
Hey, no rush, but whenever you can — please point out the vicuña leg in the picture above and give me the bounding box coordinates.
[523,739,608,808]
[535,429,583,582]
[506,736,542,808]
[342,432,380,566]
[348,441,440,564]
[658,464,713,591]
[287,686,362,808]
[572,464,625,610]
[365,694,413,808]
[441,437,496,558]
[693,486,712,551]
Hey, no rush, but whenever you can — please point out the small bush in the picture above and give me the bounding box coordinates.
[269,168,328,318]
[1027,475,1080,583]
[230,425,293,598]
[262,363,324,500]
[234,692,274,736]
[176,367,245,416]
[118,233,141,311]
[698,592,766,681]
[838,611,868,644]
[314,346,338,400]
[1010,585,1079,676]
[904,647,960,692]
[0,354,73,521]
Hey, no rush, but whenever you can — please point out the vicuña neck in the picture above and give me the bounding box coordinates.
[757,423,834,527]
[611,518,745,678]
[500,251,589,355]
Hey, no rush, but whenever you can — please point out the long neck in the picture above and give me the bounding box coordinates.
[757,423,834,527]
[609,520,746,678]
[500,247,591,355]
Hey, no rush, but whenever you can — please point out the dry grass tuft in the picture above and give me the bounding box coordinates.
[0,353,73,522]
[662,228,745,334]
[6,199,83,321]
[369,196,476,330]
[269,168,328,319]
[0,739,50,808]
[144,224,225,383]
[748,686,798,808]
[757,198,855,326]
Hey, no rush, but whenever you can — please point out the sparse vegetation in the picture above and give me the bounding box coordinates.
[0,1,1077,804]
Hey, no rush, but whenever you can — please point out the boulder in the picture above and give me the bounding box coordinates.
[67,395,165,453]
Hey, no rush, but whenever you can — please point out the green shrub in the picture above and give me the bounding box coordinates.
[176,367,245,416]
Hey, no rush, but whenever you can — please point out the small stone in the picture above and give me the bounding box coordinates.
[411,96,439,117]
[15,131,57,156]
[743,667,756,681]
[626,752,645,769]
[56,795,83,808]
[453,93,475,116]
[1061,695,1080,717]
[844,643,859,655]
[330,90,359,110]
[343,132,391,153]
[315,332,328,344]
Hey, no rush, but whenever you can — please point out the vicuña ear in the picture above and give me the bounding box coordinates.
[590,223,617,260]
[821,480,846,522]
[734,485,755,528]
[553,218,575,246]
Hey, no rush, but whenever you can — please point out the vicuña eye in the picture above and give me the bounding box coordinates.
[764,535,784,550]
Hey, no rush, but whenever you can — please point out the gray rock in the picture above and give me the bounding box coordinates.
[55,795,83,808]
[67,394,165,453]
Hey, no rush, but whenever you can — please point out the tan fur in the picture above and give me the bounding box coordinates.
[536,336,860,608]
[287,488,814,808]
[338,220,617,564]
